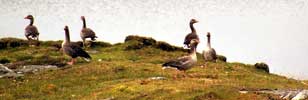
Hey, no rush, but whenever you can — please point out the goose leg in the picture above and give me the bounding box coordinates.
[183,70,188,78]
[35,37,39,46]
[26,36,31,41]
[173,70,179,79]
[73,58,77,64]
[67,58,75,65]
[82,38,86,48]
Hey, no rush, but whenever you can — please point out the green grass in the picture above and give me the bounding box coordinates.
[0,37,307,100]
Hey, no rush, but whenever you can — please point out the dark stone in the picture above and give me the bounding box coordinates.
[217,55,227,62]
[254,62,270,73]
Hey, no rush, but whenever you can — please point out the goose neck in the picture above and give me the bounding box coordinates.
[82,19,87,28]
[190,23,196,33]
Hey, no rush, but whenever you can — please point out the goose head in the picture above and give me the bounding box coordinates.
[64,26,68,30]
[190,39,200,47]
[24,15,34,20]
[207,32,211,37]
[81,16,85,20]
[190,19,198,24]
[64,26,69,31]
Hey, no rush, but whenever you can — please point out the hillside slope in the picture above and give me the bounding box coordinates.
[0,36,307,100]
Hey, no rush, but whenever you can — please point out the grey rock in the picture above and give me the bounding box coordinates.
[0,72,24,78]
[0,64,14,74]
[15,65,58,74]
[292,90,308,100]
[0,64,58,78]
[150,76,167,80]
[238,89,308,100]
[282,91,300,99]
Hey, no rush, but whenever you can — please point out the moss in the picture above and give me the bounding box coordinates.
[89,41,112,48]
[254,62,270,73]
[155,41,185,51]
[124,35,156,50]
[128,55,142,62]
[125,40,145,50]
[29,55,66,67]
[0,37,28,48]
[41,40,62,49]
[15,55,33,61]
[0,57,10,64]
[124,35,185,52]
[124,35,156,46]
[0,41,7,49]
[194,92,221,100]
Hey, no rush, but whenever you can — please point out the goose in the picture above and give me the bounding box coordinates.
[162,39,199,76]
[184,19,199,48]
[80,16,97,47]
[202,32,217,62]
[62,26,91,65]
[24,15,39,41]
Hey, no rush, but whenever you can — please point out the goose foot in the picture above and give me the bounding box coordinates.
[67,62,73,65]
[67,58,76,65]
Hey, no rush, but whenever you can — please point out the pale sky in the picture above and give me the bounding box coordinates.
[0,0,307,79]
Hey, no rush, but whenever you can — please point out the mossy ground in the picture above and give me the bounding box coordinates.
[0,37,307,100]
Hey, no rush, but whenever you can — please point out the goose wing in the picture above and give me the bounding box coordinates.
[66,43,91,59]
[202,48,217,61]
[162,56,192,69]
[184,33,199,46]
[81,28,97,39]
[210,48,217,60]
[25,26,39,36]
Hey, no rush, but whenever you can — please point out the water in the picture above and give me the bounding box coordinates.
[1,0,308,80]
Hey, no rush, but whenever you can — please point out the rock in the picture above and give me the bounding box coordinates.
[0,64,24,78]
[282,91,300,99]
[103,97,115,100]
[292,90,308,100]
[15,65,58,74]
[98,59,102,62]
[0,64,14,74]
[239,91,248,94]
[254,62,270,73]
[150,76,167,80]
[238,89,308,100]
[1,64,60,78]
[87,50,99,54]
[216,55,227,62]
[0,72,24,78]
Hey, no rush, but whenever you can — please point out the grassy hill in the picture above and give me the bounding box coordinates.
[0,36,307,100]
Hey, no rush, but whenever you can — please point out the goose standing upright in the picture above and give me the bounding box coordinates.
[184,19,199,48]
[24,15,39,41]
[62,26,91,65]
[80,16,97,47]
[202,32,217,62]
[162,39,199,77]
